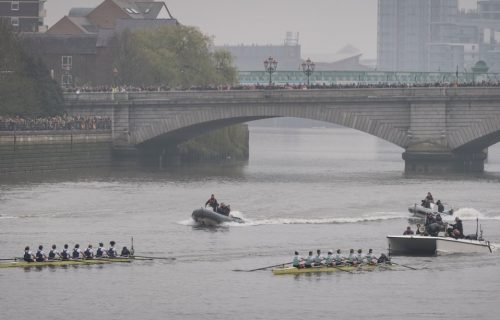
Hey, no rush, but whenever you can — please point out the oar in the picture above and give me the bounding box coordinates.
[132,255,176,260]
[0,258,18,261]
[233,262,291,272]
[391,262,418,270]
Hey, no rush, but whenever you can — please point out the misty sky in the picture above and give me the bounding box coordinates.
[45,0,479,61]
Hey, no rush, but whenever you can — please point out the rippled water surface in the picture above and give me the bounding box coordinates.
[1,126,500,320]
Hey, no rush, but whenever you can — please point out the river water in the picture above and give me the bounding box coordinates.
[1,126,499,320]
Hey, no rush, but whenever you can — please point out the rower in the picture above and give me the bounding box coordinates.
[23,246,35,262]
[314,249,324,266]
[304,251,314,268]
[334,249,344,265]
[72,244,83,259]
[96,242,107,258]
[325,251,334,266]
[84,244,94,259]
[365,249,377,265]
[108,241,117,258]
[48,244,60,260]
[347,249,358,265]
[61,244,71,260]
[35,245,47,262]
[356,249,364,264]
[120,246,131,257]
[292,251,304,268]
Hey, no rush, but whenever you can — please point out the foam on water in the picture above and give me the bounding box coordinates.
[454,208,500,221]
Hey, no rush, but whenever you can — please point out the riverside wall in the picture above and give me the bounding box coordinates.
[0,131,113,175]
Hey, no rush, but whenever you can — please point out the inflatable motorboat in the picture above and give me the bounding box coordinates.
[191,208,244,226]
[408,203,454,219]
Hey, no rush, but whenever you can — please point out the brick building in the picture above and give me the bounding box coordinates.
[0,0,46,32]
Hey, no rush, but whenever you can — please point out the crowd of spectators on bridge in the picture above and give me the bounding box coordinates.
[0,115,112,131]
[60,80,500,93]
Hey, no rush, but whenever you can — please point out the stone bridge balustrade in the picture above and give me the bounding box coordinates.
[63,87,500,173]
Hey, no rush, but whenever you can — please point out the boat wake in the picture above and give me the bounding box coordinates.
[453,208,500,221]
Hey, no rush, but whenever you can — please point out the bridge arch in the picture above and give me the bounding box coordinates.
[449,115,500,152]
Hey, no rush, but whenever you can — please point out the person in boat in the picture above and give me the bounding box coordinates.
[436,200,445,213]
[61,244,71,260]
[314,249,324,266]
[205,194,219,212]
[35,245,47,262]
[108,241,118,258]
[448,217,464,239]
[217,203,230,216]
[120,246,131,257]
[377,253,391,264]
[416,224,423,235]
[23,246,35,262]
[96,242,107,258]
[72,244,83,259]
[292,251,304,268]
[48,244,61,260]
[421,199,430,209]
[325,251,334,267]
[356,249,364,263]
[426,192,434,204]
[347,249,358,265]
[403,226,414,235]
[304,251,314,268]
[365,249,378,265]
[334,249,345,266]
[83,244,94,259]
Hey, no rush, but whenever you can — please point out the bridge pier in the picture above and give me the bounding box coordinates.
[403,151,487,174]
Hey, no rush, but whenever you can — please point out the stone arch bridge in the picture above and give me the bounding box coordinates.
[64,87,500,173]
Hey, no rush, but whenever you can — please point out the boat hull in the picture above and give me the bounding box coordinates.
[272,264,388,275]
[408,204,453,219]
[0,257,132,269]
[191,208,243,226]
[387,235,492,256]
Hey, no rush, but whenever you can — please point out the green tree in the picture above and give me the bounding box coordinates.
[0,19,63,116]
[114,25,238,88]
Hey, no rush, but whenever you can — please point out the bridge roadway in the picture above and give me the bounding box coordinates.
[63,87,500,173]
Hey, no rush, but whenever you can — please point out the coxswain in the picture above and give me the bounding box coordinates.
[377,253,391,264]
[304,251,314,268]
[205,194,219,212]
[61,244,71,260]
[35,245,47,262]
[120,246,131,257]
[365,249,377,265]
[23,246,35,262]
[83,244,94,259]
[96,242,107,258]
[334,249,344,265]
[108,241,117,258]
[292,251,304,268]
[48,244,61,260]
[314,249,324,266]
[72,244,83,259]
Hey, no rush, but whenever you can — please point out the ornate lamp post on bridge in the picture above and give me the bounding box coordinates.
[264,56,278,86]
[301,58,315,86]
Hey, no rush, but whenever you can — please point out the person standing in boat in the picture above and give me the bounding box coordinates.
[35,245,47,262]
[426,192,434,204]
[48,244,61,260]
[205,194,219,212]
[436,200,445,213]
[108,241,118,257]
[84,244,94,259]
[96,242,107,258]
[23,246,35,262]
[61,244,71,260]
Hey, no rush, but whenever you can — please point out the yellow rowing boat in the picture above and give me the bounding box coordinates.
[272,263,392,275]
[0,257,133,269]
